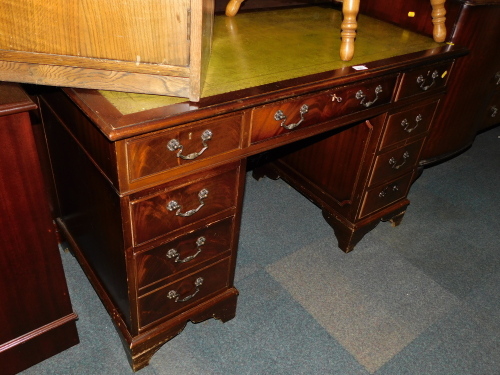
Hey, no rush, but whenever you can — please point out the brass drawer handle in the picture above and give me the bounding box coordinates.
[167,237,206,263]
[274,104,309,130]
[389,151,410,170]
[379,184,399,198]
[167,277,204,303]
[167,129,213,160]
[416,70,439,91]
[401,114,422,133]
[167,189,209,217]
[355,85,383,108]
[495,72,500,86]
[331,93,343,103]
[491,105,498,118]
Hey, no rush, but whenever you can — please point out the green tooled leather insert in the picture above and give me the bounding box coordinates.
[101,6,442,115]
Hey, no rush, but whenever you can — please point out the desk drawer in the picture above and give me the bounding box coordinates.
[126,113,243,182]
[138,258,230,328]
[130,166,239,245]
[380,101,438,150]
[250,75,397,143]
[360,173,413,218]
[396,61,453,100]
[369,139,424,187]
[135,216,234,291]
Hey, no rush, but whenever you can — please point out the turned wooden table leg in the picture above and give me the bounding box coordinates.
[430,0,447,42]
[340,0,359,61]
[227,0,444,60]
[226,0,245,16]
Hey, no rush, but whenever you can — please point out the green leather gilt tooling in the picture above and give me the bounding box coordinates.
[101,6,441,115]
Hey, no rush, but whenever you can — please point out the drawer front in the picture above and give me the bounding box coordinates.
[369,139,424,187]
[126,113,242,182]
[131,167,239,245]
[360,173,413,218]
[397,61,453,99]
[250,75,397,143]
[138,258,230,328]
[135,216,234,291]
[380,101,438,150]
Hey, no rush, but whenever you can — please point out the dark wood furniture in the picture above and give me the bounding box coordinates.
[0,82,79,375]
[359,0,500,164]
[36,7,467,371]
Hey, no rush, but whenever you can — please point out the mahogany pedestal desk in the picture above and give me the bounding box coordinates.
[0,83,79,375]
[36,7,467,371]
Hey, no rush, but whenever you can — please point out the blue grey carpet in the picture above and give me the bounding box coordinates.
[19,127,500,374]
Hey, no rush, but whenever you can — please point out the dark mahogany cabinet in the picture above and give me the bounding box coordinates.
[0,82,78,375]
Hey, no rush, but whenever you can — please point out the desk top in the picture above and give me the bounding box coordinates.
[101,6,442,113]
[61,6,466,140]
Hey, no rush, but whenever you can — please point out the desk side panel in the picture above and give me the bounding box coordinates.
[40,99,131,329]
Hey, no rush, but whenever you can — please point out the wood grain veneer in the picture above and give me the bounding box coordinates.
[0,82,78,375]
[0,0,214,101]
